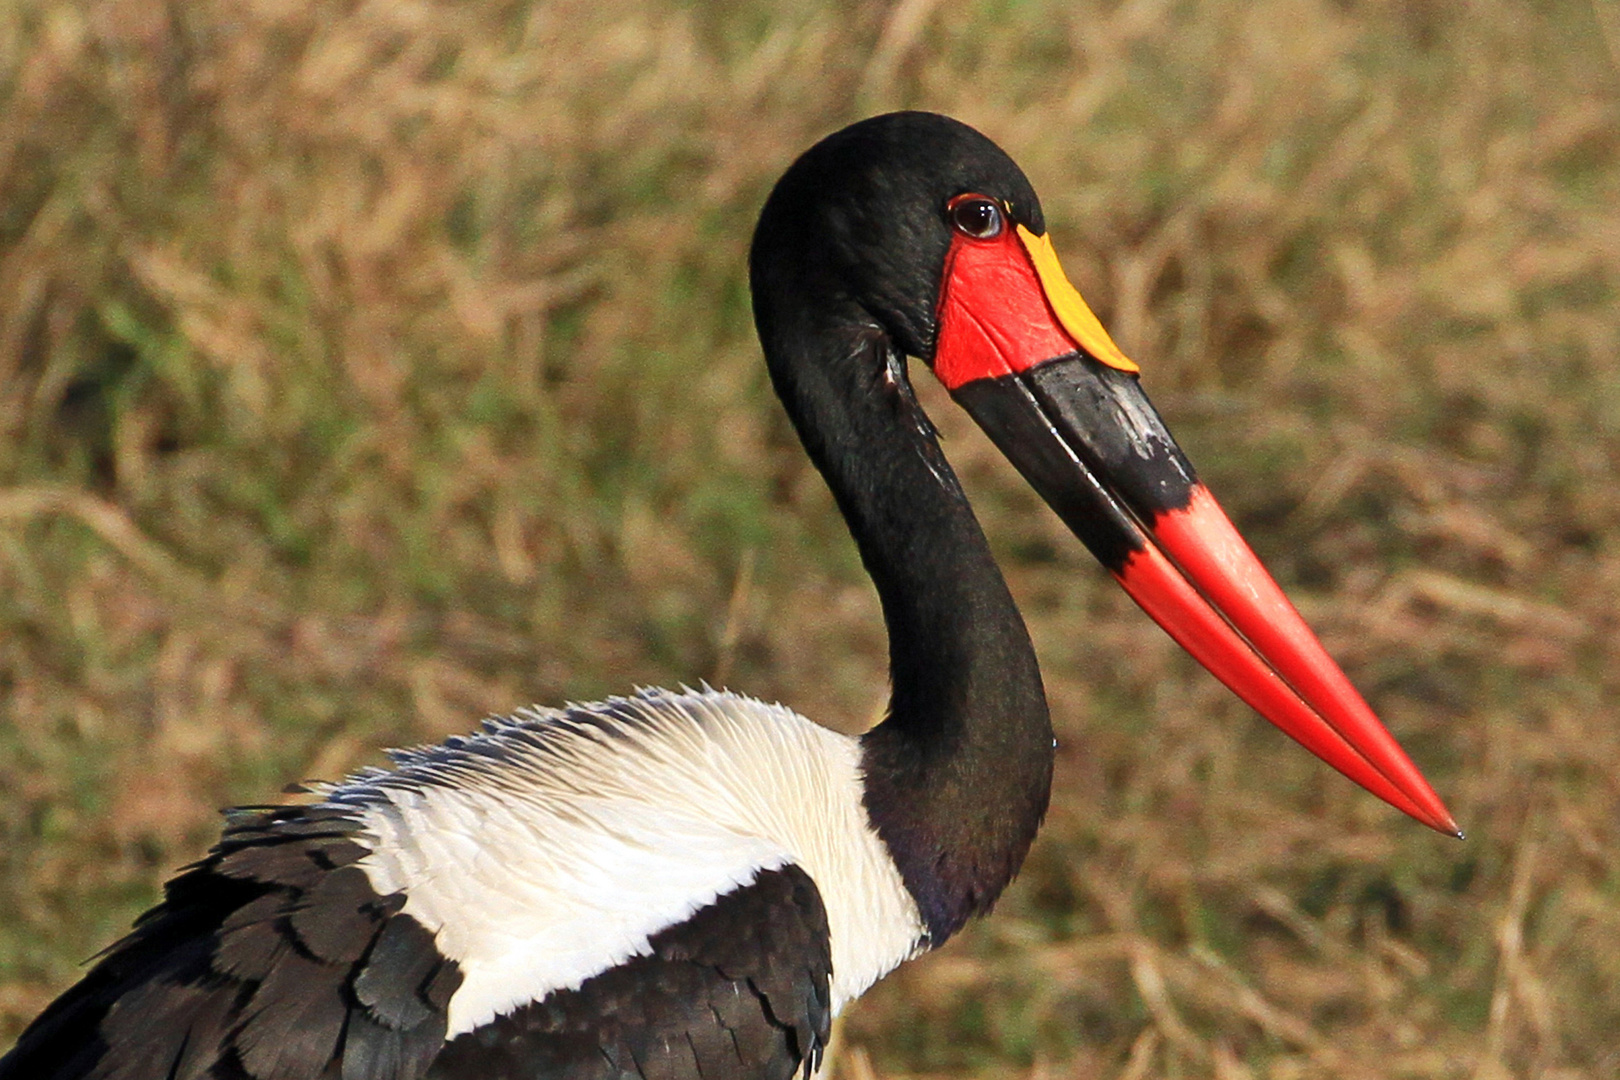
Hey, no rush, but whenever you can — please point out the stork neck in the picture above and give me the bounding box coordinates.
[762,314,1054,944]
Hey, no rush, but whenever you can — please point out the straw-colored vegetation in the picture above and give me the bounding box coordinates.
[2,0,1617,1076]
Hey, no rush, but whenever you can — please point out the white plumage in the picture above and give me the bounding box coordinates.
[323,688,927,1038]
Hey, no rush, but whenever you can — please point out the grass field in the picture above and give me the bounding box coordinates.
[2,0,1619,1076]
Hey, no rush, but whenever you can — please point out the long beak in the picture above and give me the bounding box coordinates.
[933,218,1459,835]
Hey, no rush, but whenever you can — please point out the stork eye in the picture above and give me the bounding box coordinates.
[948,196,1003,239]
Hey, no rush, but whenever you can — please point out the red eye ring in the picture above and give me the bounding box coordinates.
[947,194,1004,240]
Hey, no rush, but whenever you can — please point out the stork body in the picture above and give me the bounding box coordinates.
[0,112,1454,1080]
[11,693,933,1078]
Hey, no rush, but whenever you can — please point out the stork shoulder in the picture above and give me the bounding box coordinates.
[325,688,926,1036]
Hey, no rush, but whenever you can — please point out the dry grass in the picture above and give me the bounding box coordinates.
[2,0,1618,1076]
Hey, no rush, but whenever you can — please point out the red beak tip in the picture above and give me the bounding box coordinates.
[1414,806,1462,839]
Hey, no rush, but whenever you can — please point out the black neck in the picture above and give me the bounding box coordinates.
[760,304,1054,944]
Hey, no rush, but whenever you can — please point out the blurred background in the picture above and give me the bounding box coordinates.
[1,0,1617,1076]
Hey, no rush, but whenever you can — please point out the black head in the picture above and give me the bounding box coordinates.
[750,112,1045,364]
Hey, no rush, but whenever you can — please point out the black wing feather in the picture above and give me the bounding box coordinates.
[426,865,833,1080]
[5,816,835,1080]
[0,806,462,1080]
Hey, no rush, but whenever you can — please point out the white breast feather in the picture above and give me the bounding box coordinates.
[324,688,925,1037]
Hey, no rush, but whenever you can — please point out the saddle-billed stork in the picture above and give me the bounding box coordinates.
[0,112,1456,1080]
